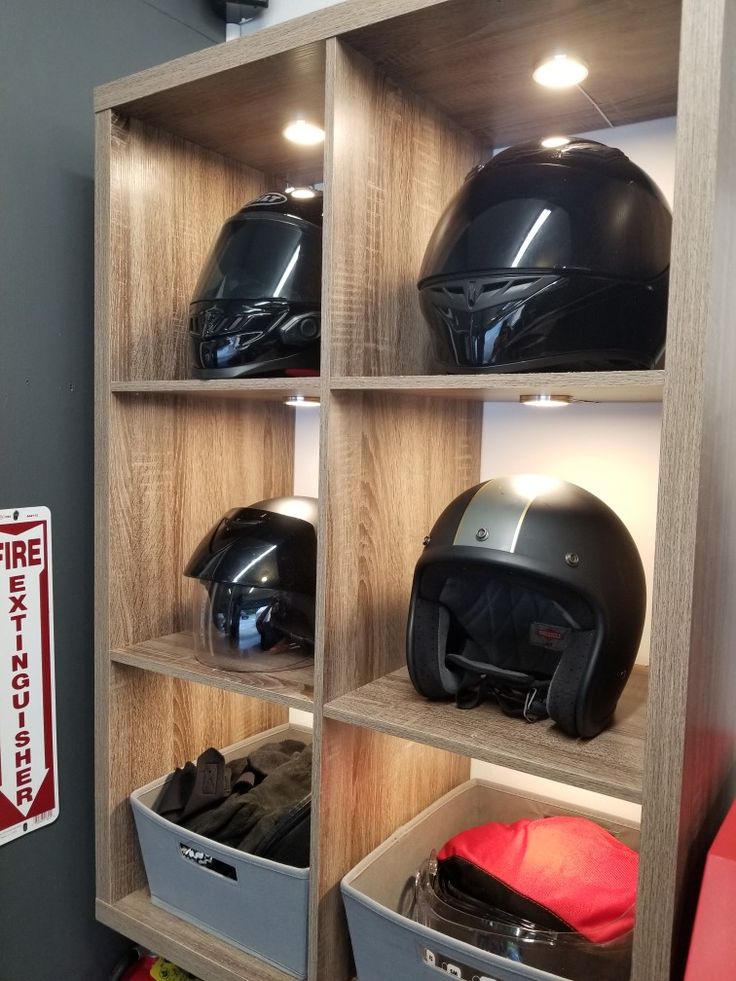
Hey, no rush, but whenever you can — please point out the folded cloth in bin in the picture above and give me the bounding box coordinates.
[152,739,312,866]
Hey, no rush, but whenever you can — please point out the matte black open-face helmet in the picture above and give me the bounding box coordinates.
[418,138,671,372]
[406,476,645,737]
[190,191,322,378]
[185,496,318,672]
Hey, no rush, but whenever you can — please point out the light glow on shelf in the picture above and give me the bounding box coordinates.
[285,395,320,408]
[520,394,571,408]
[290,187,316,199]
[533,54,589,89]
[283,119,325,145]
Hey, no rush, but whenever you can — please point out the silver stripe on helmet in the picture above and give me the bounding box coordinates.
[453,475,561,553]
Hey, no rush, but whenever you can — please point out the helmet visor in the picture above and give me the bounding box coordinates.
[419,163,671,283]
[193,214,321,304]
[191,580,314,673]
[405,856,633,981]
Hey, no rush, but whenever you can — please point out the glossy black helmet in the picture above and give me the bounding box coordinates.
[185,496,318,672]
[406,475,645,737]
[418,138,671,372]
[190,191,322,378]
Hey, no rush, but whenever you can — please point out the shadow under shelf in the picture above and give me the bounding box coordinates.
[324,665,648,803]
[110,631,314,710]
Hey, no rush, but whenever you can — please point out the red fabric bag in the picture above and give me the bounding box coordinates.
[437,815,638,943]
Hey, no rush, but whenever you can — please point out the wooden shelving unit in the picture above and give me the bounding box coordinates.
[95,1,736,980]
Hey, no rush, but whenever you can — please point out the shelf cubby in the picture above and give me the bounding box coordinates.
[97,663,287,905]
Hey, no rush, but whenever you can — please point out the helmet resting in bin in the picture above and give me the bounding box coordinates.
[185,496,318,672]
[406,475,646,737]
[189,191,323,378]
[418,138,671,372]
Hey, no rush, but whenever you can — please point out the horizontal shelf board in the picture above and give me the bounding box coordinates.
[112,378,322,402]
[111,632,314,710]
[330,371,665,403]
[324,665,648,803]
[97,890,293,981]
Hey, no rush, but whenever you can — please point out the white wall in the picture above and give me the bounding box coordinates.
[480,402,662,666]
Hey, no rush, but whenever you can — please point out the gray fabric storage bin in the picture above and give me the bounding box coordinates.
[342,779,639,981]
[131,723,312,978]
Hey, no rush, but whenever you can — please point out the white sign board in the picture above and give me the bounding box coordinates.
[0,507,58,845]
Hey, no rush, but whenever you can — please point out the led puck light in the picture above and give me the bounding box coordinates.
[283,119,325,145]
[533,54,589,89]
[519,394,572,407]
[284,395,320,408]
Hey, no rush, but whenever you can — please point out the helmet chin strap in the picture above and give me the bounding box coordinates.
[446,651,551,722]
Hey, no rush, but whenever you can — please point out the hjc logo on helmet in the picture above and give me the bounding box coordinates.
[249,192,287,206]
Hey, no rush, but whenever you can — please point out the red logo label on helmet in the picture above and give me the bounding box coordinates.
[529,622,571,651]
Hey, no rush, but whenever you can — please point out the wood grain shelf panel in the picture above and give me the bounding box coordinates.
[111,632,314,710]
[97,889,293,981]
[324,665,648,803]
[345,0,680,146]
[102,43,326,180]
[330,371,665,403]
[112,378,322,401]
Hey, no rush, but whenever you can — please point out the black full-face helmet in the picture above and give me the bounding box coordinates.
[406,476,646,738]
[184,496,318,672]
[189,191,322,378]
[418,138,671,372]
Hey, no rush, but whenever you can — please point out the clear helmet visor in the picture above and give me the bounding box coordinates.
[403,855,634,981]
[191,580,314,673]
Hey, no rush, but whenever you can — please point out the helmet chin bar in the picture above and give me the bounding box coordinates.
[189,301,320,377]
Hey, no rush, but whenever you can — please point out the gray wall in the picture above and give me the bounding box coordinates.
[0,3,221,978]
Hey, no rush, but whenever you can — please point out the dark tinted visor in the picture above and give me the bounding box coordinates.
[419,163,671,283]
[193,214,322,304]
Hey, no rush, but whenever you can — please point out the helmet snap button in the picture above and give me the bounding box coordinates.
[565,552,580,567]
[476,528,489,541]
[423,535,431,547]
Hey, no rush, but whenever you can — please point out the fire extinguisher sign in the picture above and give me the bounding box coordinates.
[0,507,58,845]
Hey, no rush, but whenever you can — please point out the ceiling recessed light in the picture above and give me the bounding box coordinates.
[285,395,320,408]
[283,119,325,145]
[519,394,572,407]
[289,187,316,200]
[533,54,588,89]
[541,136,570,149]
